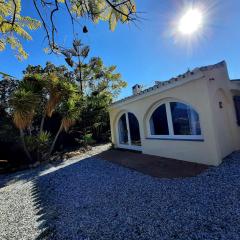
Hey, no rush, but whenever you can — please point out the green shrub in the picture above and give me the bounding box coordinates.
[82,133,96,146]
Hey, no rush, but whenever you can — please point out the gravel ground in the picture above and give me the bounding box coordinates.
[1,147,240,240]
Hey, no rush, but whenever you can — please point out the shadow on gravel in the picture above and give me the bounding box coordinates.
[0,159,66,189]
[0,145,110,189]
[30,152,240,240]
[0,148,208,189]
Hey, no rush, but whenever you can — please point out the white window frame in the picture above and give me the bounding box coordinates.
[147,101,204,140]
[117,112,142,151]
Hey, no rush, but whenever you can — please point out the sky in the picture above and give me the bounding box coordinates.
[1,0,240,99]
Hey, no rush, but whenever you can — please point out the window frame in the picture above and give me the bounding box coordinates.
[147,101,203,140]
[116,111,142,151]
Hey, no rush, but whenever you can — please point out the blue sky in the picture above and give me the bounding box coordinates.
[1,0,240,99]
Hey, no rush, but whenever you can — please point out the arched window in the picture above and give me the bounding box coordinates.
[118,114,128,144]
[150,104,169,135]
[118,112,142,150]
[149,101,202,139]
[128,113,141,146]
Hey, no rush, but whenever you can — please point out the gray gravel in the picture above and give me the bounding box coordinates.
[1,147,240,240]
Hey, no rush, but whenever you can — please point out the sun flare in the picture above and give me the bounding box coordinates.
[178,8,203,35]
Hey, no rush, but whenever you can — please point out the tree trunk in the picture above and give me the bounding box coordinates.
[19,129,33,163]
[77,54,83,94]
[48,122,63,157]
[40,115,45,134]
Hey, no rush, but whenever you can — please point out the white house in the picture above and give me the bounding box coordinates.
[109,61,240,166]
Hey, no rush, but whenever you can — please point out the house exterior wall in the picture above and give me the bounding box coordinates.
[109,62,240,166]
[204,63,240,160]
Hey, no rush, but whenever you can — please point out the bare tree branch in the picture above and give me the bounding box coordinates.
[33,0,52,49]
[64,0,76,35]
[30,0,139,53]
[11,0,17,26]
[50,0,59,47]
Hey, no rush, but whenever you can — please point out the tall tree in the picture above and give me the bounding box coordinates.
[62,39,127,95]
[0,0,137,60]
[10,73,81,162]
[21,58,127,148]
[80,58,127,141]
[62,45,127,140]
[23,61,73,79]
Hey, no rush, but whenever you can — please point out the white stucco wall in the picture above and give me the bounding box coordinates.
[204,63,240,160]
[109,62,240,166]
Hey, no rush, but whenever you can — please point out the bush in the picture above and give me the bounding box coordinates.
[81,133,96,147]
[0,141,28,172]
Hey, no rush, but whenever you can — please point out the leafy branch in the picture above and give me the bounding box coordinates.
[0,0,139,59]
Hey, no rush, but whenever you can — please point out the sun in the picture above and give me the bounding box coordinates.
[178,8,203,35]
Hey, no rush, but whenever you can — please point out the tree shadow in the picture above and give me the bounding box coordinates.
[29,152,240,240]
[2,150,240,239]
[0,158,67,189]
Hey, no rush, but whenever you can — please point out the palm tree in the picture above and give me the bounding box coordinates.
[0,71,15,79]
[10,88,39,162]
[48,84,81,156]
[10,73,81,162]
[39,73,62,134]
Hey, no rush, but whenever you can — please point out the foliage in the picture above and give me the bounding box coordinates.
[0,77,20,168]
[0,107,18,143]
[83,56,127,98]
[0,76,19,111]
[23,61,73,79]
[10,72,81,162]
[0,71,15,78]
[61,39,127,96]
[60,40,126,141]
[25,131,50,152]
[81,133,96,147]
[11,88,40,129]
[80,92,111,142]
[0,0,137,60]
[0,0,41,60]
[1,55,126,168]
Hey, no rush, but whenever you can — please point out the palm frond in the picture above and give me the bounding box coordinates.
[10,88,39,129]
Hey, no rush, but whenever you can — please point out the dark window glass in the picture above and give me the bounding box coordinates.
[128,113,141,146]
[118,114,128,144]
[170,102,201,135]
[150,104,169,135]
[233,96,240,126]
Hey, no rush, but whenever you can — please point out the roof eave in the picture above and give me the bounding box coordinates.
[110,70,205,109]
